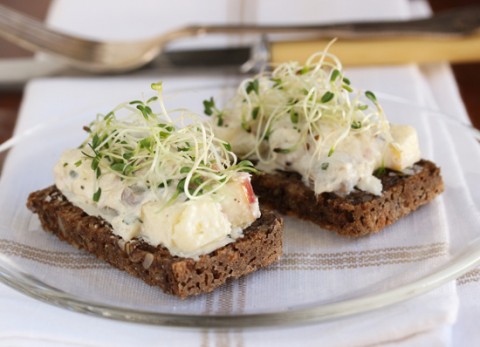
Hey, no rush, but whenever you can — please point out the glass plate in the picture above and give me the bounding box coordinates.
[0,85,479,328]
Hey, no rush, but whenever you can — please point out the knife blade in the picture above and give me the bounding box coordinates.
[0,47,253,90]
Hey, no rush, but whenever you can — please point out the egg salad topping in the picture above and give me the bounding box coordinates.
[54,83,260,258]
[206,44,421,196]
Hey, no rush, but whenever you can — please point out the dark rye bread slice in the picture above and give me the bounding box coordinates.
[27,186,283,298]
[251,159,443,237]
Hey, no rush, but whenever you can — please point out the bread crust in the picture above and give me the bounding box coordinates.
[251,159,443,237]
[27,186,283,298]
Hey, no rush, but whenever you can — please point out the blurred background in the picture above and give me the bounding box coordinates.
[0,0,479,170]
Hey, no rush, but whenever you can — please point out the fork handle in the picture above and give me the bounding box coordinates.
[271,34,480,66]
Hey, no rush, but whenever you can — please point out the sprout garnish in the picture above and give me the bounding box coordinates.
[205,43,391,167]
[80,82,255,204]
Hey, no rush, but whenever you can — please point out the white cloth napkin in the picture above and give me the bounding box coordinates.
[421,58,480,347]
[0,0,479,346]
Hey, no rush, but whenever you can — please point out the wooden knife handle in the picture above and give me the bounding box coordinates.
[270,34,480,66]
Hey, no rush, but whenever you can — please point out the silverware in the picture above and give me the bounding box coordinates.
[1,4,480,73]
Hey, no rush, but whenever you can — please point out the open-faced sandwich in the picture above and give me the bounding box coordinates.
[27,83,283,298]
[206,49,444,237]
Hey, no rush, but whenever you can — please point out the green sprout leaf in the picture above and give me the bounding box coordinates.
[223,142,232,151]
[357,104,368,111]
[273,148,291,154]
[136,105,153,119]
[351,121,362,129]
[328,147,335,157]
[217,113,224,127]
[321,91,335,103]
[203,97,215,116]
[290,110,299,124]
[365,90,377,103]
[298,66,311,75]
[146,96,158,104]
[330,69,341,82]
[180,166,191,174]
[246,79,259,95]
[252,106,260,120]
[271,78,282,88]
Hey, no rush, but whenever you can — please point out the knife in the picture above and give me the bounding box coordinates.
[1,6,480,89]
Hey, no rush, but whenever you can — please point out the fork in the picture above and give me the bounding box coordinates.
[1,4,480,73]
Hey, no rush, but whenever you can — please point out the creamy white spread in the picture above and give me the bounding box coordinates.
[216,123,420,196]
[54,149,260,258]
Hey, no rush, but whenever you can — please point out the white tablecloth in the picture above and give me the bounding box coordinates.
[0,0,479,346]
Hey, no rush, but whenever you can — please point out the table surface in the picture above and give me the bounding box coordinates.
[0,0,479,172]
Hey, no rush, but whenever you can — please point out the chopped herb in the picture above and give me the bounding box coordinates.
[321,162,329,170]
[93,187,102,202]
